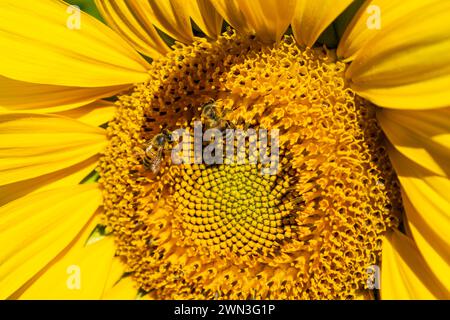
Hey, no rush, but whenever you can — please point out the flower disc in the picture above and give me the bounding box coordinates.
[99,32,403,299]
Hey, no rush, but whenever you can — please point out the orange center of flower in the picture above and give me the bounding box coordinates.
[99,31,402,299]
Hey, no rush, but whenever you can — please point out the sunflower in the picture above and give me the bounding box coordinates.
[0,0,449,300]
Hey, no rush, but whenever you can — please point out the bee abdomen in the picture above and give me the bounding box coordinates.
[142,156,153,170]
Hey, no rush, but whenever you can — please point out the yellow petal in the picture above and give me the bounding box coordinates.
[0,113,107,186]
[100,244,139,300]
[338,0,413,61]
[53,100,117,127]
[386,147,450,296]
[130,0,194,44]
[388,147,450,251]
[337,0,450,62]
[102,276,138,300]
[0,156,97,207]
[345,1,450,109]
[0,75,127,113]
[95,0,170,58]
[377,108,450,177]
[0,184,102,299]
[99,254,141,300]
[181,0,223,39]
[210,0,253,35]
[381,230,448,299]
[292,0,353,47]
[402,193,450,295]
[349,75,450,110]
[0,0,149,87]
[16,216,116,300]
[235,0,297,42]
[102,256,128,292]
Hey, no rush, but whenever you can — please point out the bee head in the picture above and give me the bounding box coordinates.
[153,133,167,146]
[161,129,173,142]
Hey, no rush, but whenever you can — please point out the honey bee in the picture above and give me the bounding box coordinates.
[201,99,235,131]
[141,130,172,174]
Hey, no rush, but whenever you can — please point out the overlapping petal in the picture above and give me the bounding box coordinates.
[344,0,450,109]
[292,0,353,47]
[53,100,117,126]
[96,0,223,53]
[0,0,149,87]
[210,0,252,35]
[95,0,170,58]
[386,147,450,297]
[338,0,417,61]
[402,194,450,295]
[0,157,97,207]
[381,230,448,299]
[0,184,102,299]
[180,0,223,39]
[377,107,450,177]
[130,0,194,44]
[15,213,116,300]
[211,0,296,42]
[0,113,107,186]
[102,257,129,292]
[102,276,138,300]
[0,75,126,113]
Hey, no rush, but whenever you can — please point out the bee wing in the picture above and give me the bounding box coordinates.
[150,147,164,173]
[150,158,162,173]
[223,117,237,130]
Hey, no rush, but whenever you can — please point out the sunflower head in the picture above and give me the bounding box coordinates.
[1,0,448,301]
[99,31,402,299]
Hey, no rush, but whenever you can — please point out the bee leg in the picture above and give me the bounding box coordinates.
[133,147,146,160]
[227,120,237,130]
